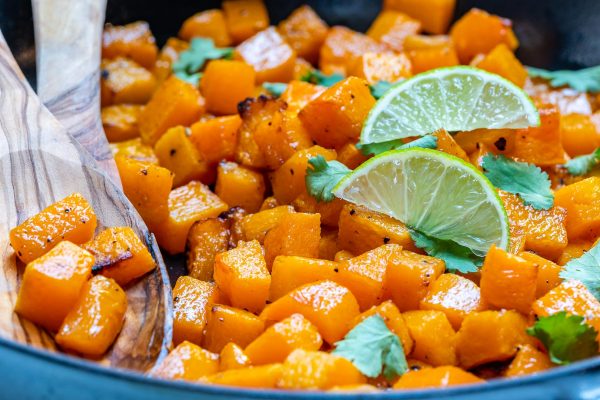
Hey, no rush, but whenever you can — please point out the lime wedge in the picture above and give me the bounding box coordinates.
[333,148,509,255]
[361,66,540,144]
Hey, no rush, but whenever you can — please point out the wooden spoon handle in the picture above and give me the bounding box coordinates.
[32,0,121,185]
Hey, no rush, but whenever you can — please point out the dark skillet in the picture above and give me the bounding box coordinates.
[0,0,599,399]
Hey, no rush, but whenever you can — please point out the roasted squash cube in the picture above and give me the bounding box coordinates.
[505,344,552,377]
[102,21,158,69]
[351,52,412,85]
[367,11,421,52]
[278,5,328,64]
[220,343,251,371]
[561,113,600,157]
[403,310,457,366]
[408,45,459,74]
[179,9,231,46]
[518,252,562,298]
[474,43,527,87]
[101,104,143,143]
[189,115,242,164]
[434,128,469,161]
[292,193,346,228]
[202,60,255,117]
[187,218,230,281]
[153,37,189,84]
[384,0,456,34]
[205,364,283,388]
[101,58,156,106]
[222,0,269,44]
[203,304,265,352]
[336,142,369,169]
[555,177,600,240]
[216,161,265,213]
[172,276,220,345]
[319,26,385,76]
[154,341,220,381]
[263,213,321,268]
[110,138,158,164]
[393,366,483,389]
[269,256,339,301]
[280,81,326,114]
[240,205,295,242]
[353,301,413,354]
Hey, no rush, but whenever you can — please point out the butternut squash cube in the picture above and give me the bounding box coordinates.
[189,115,242,164]
[480,246,537,314]
[102,21,158,69]
[9,193,97,264]
[558,240,594,266]
[474,43,527,87]
[384,0,456,34]
[434,128,469,161]
[179,10,231,46]
[110,138,158,164]
[505,344,552,377]
[153,37,189,84]
[240,205,295,242]
[408,44,459,74]
[353,301,413,354]
[235,27,296,83]
[393,366,483,389]
[319,26,385,76]
[222,0,269,44]
[336,142,369,169]
[205,364,283,388]
[561,113,600,157]
[299,77,375,149]
[367,11,421,52]
[139,75,205,146]
[555,177,600,240]
[15,241,93,332]
[203,304,265,352]
[278,5,328,64]
[269,256,339,301]
[215,162,265,213]
[101,58,156,106]
[83,227,155,286]
[402,310,457,366]
[420,273,483,329]
[518,252,562,298]
[351,52,412,85]
[201,60,255,117]
[261,280,360,344]
[154,181,229,254]
[187,218,230,281]
[292,193,345,228]
[214,240,270,313]
[280,81,326,114]
[318,231,338,261]
[101,104,143,142]
[278,349,365,389]
[263,213,321,268]
[154,126,210,187]
[245,314,322,365]
[172,276,220,345]
[219,343,251,371]
[334,250,354,263]
[154,341,220,381]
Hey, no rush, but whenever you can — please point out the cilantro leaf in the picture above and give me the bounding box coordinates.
[409,229,482,273]
[528,66,600,93]
[482,154,553,210]
[172,38,233,85]
[333,315,407,379]
[560,242,600,300]
[565,148,600,176]
[306,156,351,202]
[300,70,344,87]
[370,81,393,99]
[357,135,438,156]
[263,82,287,97]
[527,312,599,365]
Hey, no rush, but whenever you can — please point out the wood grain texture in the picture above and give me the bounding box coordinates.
[0,30,172,371]
[32,0,121,186]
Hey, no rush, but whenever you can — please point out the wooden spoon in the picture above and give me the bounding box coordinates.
[31,0,120,185]
[0,30,172,370]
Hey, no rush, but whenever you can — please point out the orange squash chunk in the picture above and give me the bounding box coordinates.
[299,77,375,149]
[337,244,402,311]
[101,104,143,142]
[172,276,219,346]
[179,9,231,46]
[205,364,283,388]
[533,280,600,338]
[319,230,338,260]
[505,344,552,377]
[269,256,339,301]
[215,162,265,214]
[518,252,562,298]
[139,76,204,146]
[214,240,270,313]
[270,145,336,204]
[261,280,360,344]
[404,34,452,50]
[508,104,567,166]
[102,21,158,69]
[110,138,158,164]
[187,218,230,281]
[278,349,365,390]
[154,181,229,254]
[337,204,417,255]
[409,45,459,74]
[281,81,326,114]
[154,126,210,187]
[233,96,272,169]
[367,11,421,51]
[222,0,269,44]
[334,250,354,262]
[201,60,255,117]
[385,250,445,311]
[278,5,328,64]
[450,8,518,64]
[115,156,173,226]
[153,37,189,84]
[189,115,242,164]
[100,58,156,106]
[15,241,93,332]
[351,52,412,85]
[319,26,386,75]
[558,240,595,266]
[220,343,251,371]
[292,193,345,228]
[555,177,600,240]
[240,205,295,242]
[384,0,456,34]
[245,314,322,365]
[403,310,457,366]
[264,213,321,268]
[336,142,369,169]
[235,27,296,83]
[203,304,265,352]
[434,128,469,161]
[83,227,155,286]
[55,275,127,356]
[474,43,527,87]
[154,341,220,381]
[420,273,483,329]
[455,310,534,369]
[561,114,600,157]
[10,193,97,264]
[353,301,413,354]
[480,246,537,314]
[393,366,483,389]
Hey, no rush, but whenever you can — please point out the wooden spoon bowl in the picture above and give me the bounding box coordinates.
[0,29,172,370]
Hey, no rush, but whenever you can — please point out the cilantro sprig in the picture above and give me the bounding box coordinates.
[528,66,600,93]
[560,242,600,300]
[263,82,287,97]
[305,156,351,202]
[565,148,600,176]
[482,154,553,210]
[409,229,482,273]
[357,135,438,156]
[527,312,599,365]
[370,81,393,99]
[333,315,407,379]
[172,38,233,85]
[300,70,344,87]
